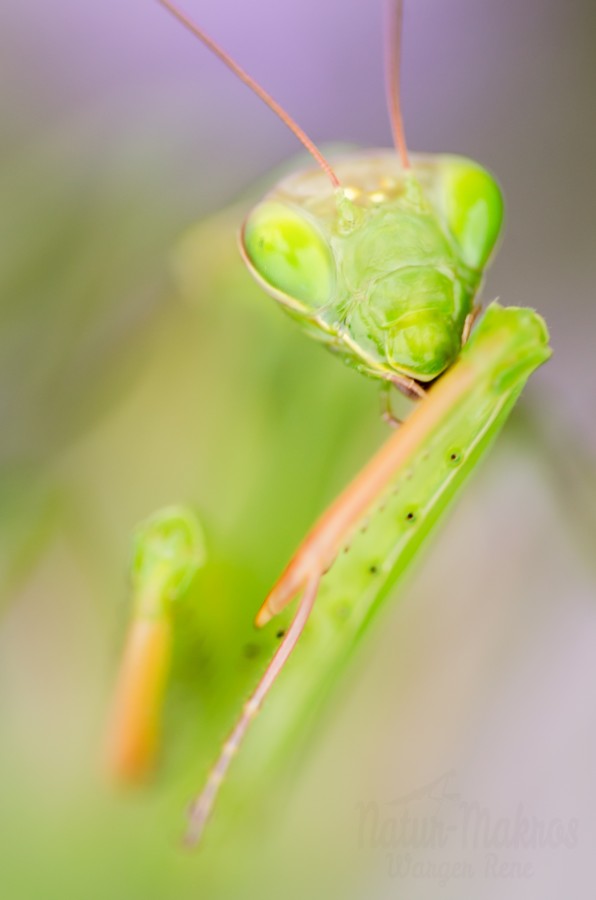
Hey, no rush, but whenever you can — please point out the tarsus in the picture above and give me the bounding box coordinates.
[184,572,321,847]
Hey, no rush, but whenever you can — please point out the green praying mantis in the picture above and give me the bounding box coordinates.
[105,0,551,847]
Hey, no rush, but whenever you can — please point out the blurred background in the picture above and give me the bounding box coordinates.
[0,0,595,897]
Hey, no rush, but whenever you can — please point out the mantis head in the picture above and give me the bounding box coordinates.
[157,0,503,388]
[241,153,504,384]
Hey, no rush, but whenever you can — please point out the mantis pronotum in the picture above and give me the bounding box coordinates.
[105,0,551,846]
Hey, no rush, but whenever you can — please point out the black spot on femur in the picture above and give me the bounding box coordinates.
[276,629,286,640]
[369,564,378,574]
[406,511,416,522]
[448,449,462,465]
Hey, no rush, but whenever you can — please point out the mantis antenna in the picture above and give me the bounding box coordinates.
[385,0,411,169]
[156,0,342,190]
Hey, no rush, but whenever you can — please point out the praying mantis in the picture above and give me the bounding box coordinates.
[105,0,551,847]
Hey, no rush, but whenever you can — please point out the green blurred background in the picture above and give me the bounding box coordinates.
[1,1,595,897]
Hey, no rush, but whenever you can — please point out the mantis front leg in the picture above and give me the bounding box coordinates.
[104,304,550,844]
[180,303,550,845]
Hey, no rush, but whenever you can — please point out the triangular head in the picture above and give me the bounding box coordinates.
[241,150,503,392]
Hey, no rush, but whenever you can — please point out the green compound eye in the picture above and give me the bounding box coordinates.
[242,201,334,309]
[441,159,504,271]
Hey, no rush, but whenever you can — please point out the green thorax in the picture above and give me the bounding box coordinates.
[241,150,503,384]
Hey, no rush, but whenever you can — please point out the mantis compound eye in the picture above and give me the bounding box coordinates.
[242,201,334,309]
[441,159,504,271]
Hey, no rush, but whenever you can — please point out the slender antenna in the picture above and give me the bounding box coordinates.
[157,0,341,189]
[184,572,321,847]
[385,0,411,169]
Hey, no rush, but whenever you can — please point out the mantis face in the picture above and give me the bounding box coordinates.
[241,151,503,386]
